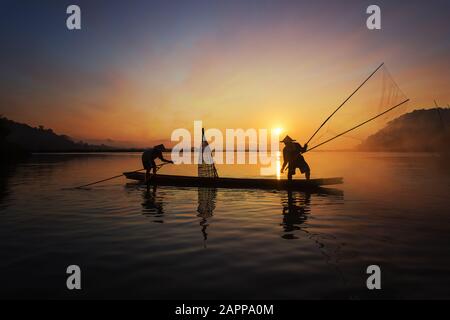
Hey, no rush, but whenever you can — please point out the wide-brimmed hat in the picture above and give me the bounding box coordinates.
[280,135,296,143]
[154,144,167,151]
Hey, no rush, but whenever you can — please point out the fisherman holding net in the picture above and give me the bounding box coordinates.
[280,135,311,181]
[142,144,173,183]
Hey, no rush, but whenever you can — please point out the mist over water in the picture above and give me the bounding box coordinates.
[0,152,449,299]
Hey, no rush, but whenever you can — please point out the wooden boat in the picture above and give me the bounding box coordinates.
[123,172,343,191]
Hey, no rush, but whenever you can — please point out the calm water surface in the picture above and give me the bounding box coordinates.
[0,152,449,299]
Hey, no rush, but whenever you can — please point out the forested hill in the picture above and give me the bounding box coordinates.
[358,108,450,152]
[0,116,113,152]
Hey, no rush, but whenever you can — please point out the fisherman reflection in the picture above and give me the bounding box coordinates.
[141,185,164,223]
[281,190,311,239]
[197,187,217,245]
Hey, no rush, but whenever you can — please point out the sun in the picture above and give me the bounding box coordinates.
[273,128,283,136]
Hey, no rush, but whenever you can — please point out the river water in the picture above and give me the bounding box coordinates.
[0,152,449,299]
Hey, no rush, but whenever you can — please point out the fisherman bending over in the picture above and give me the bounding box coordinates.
[280,135,311,181]
[142,144,173,182]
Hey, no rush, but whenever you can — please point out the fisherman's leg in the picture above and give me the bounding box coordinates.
[150,160,157,176]
[287,167,294,181]
[145,168,151,183]
[143,157,150,183]
[146,171,151,192]
[303,162,311,180]
[305,170,311,180]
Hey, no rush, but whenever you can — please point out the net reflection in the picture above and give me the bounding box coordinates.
[197,187,217,246]
[128,183,344,251]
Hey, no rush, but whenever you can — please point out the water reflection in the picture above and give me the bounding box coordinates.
[279,189,347,289]
[129,178,347,270]
[2,153,450,298]
[281,190,311,239]
[141,185,165,223]
[280,188,343,240]
[132,182,344,246]
[0,165,15,210]
[197,187,217,245]
[136,184,218,243]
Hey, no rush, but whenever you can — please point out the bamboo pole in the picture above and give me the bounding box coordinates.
[305,98,410,153]
[306,63,385,145]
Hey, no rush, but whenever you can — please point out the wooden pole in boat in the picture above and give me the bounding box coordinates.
[305,98,410,153]
[306,62,385,146]
[63,168,145,190]
[64,163,169,190]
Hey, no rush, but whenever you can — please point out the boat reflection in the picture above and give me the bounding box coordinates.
[134,184,218,243]
[130,183,343,247]
[130,183,346,282]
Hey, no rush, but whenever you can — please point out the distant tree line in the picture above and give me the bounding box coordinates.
[0,116,119,163]
[358,108,450,152]
[0,115,30,163]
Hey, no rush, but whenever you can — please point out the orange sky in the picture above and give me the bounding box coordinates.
[1,1,449,148]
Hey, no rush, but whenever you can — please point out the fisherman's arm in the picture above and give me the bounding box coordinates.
[158,154,174,164]
[281,160,288,173]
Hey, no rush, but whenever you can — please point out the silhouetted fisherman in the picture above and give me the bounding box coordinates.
[280,135,310,180]
[142,144,173,183]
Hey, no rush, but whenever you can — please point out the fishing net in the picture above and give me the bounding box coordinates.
[307,64,410,151]
[198,128,219,178]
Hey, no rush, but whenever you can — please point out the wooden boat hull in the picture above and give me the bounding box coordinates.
[123,172,343,191]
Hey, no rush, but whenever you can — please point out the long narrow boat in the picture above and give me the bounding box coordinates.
[123,172,343,191]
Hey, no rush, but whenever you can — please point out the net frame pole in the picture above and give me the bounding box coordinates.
[305,98,410,153]
[198,128,219,178]
[306,62,385,146]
